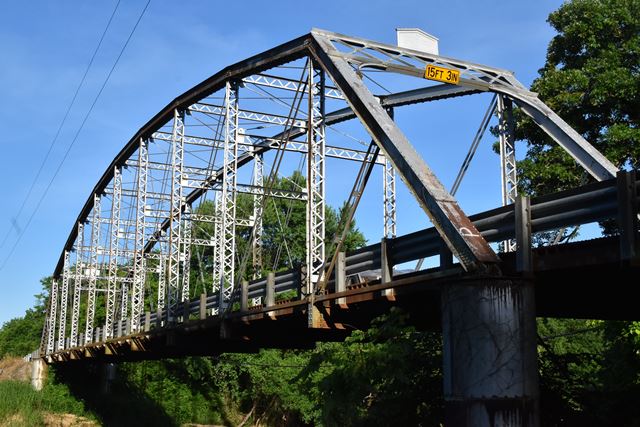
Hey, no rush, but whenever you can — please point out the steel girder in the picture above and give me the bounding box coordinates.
[497,95,518,252]
[85,194,101,342]
[306,62,326,293]
[252,153,264,278]
[181,204,193,304]
[69,222,84,348]
[167,110,185,321]
[131,139,148,331]
[56,250,70,350]
[105,166,121,338]
[45,278,58,354]
[220,81,240,303]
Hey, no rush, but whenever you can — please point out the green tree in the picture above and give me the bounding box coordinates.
[513,0,640,196]
[0,277,49,358]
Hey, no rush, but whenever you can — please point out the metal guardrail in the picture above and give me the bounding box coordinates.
[46,174,639,353]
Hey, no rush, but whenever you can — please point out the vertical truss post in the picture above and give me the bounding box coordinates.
[383,159,397,239]
[212,194,222,303]
[498,95,517,205]
[220,80,239,303]
[120,273,129,326]
[105,166,121,338]
[85,194,101,343]
[131,138,148,331]
[306,61,326,300]
[498,95,517,252]
[70,222,84,347]
[157,238,167,316]
[56,250,71,350]
[46,279,59,354]
[167,109,185,322]
[181,203,192,304]
[383,108,397,239]
[252,153,264,279]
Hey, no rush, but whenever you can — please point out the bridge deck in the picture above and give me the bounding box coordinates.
[46,235,638,364]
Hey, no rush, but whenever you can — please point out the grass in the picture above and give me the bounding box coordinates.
[0,379,93,425]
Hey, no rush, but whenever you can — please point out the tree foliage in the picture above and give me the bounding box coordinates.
[513,0,640,195]
[0,277,49,359]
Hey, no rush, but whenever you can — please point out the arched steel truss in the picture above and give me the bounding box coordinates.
[42,29,617,356]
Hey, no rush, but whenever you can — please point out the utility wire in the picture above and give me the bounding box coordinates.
[0,0,152,271]
[0,0,122,250]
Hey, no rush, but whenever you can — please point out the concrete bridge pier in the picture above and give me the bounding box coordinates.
[441,277,539,427]
[100,363,117,394]
[30,358,48,391]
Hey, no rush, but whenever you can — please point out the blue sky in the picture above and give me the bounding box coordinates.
[0,0,566,326]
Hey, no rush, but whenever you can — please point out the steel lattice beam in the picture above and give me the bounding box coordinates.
[85,194,101,342]
[56,251,70,350]
[167,110,185,321]
[306,62,326,294]
[105,166,121,338]
[383,156,397,239]
[181,204,192,303]
[46,279,58,354]
[252,153,264,278]
[70,222,84,347]
[497,95,517,252]
[131,139,148,331]
[220,81,240,304]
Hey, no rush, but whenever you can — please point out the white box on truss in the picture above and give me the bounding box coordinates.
[396,28,439,55]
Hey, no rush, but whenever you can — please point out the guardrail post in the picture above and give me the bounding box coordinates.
[515,195,532,272]
[439,241,453,270]
[95,327,101,343]
[617,170,638,262]
[218,280,226,312]
[125,318,131,335]
[298,265,306,300]
[156,308,162,329]
[266,272,275,307]
[381,238,394,299]
[380,238,393,283]
[183,300,190,322]
[336,251,347,308]
[241,281,248,312]
[200,293,207,319]
[79,333,84,346]
[144,312,151,332]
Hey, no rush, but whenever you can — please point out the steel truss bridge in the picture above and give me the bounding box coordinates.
[38,30,638,425]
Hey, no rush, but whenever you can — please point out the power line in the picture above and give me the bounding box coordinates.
[0,0,152,271]
[0,0,122,250]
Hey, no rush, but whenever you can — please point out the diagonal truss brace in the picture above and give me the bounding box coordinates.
[311,32,499,272]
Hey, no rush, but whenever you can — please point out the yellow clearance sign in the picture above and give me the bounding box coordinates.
[424,64,460,85]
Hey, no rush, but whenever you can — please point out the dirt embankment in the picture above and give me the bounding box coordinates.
[0,357,30,382]
[1,413,98,427]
